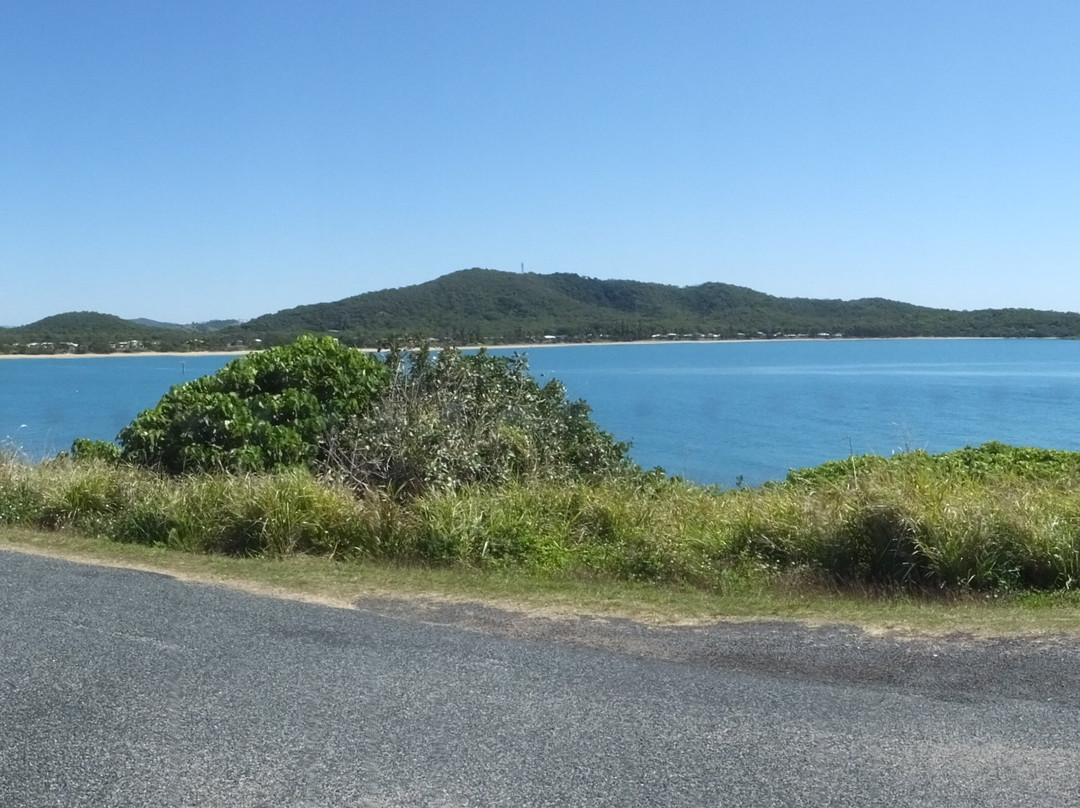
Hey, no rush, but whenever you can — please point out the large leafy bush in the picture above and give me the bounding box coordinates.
[110,334,630,492]
[119,335,388,473]
[113,337,633,494]
[322,347,635,497]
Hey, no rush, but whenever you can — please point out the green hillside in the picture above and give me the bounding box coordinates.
[230,268,1080,346]
[0,312,237,354]
[22,311,142,333]
[129,317,241,332]
[4,269,1080,354]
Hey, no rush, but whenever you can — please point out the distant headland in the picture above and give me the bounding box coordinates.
[2,268,1078,356]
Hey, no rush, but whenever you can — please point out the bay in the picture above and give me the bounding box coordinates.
[3,339,1080,487]
[0,355,237,463]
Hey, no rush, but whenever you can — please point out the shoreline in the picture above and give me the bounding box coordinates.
[455,335,1010,351]
[0,350,251,360]
[0,335,1018,360]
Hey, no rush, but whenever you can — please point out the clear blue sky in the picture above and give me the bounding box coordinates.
[3,0,1079,325]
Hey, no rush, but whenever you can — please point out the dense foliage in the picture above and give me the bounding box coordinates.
[118,335,389,473]
[111,336,632,494]
[323,347,635,497]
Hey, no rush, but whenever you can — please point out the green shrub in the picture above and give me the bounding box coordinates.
[323,347,636,498]
[70,438,122,463]
[112,339,631,497]
[119,336,388,473]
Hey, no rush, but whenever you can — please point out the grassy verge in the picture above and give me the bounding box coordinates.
[5,524,1080,637]
[5,443,1080,636]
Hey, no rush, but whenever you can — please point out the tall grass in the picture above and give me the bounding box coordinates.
[408,477,745,583]
[1,454,398,558]
[5,444,1080,592]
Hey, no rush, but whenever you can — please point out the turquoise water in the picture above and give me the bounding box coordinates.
[4,340,1080,487]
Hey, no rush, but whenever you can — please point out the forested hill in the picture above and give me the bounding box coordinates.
[232,268,1080,346]
[4,269,1080,354]
[0,312,238,354]
[0,312,162,352]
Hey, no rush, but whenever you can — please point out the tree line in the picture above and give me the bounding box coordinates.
[4,269,1079,354]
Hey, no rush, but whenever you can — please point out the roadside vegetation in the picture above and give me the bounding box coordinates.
[6,441,1080,594]
[4,335,1080,629]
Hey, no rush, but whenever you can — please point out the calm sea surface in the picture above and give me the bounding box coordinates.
[4,339,1080,487]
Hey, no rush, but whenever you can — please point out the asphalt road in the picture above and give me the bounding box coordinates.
[2,551,1080,807]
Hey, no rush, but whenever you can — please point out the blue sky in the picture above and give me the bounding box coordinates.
[3,1,1079,325]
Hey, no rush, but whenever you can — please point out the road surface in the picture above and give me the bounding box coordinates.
[2,550,1079,807]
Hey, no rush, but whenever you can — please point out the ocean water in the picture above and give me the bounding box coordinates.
[0,354,237,462]
[4,340,1080,487]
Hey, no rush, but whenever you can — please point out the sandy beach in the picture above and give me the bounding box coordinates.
[452,335,1008,351]
[0,341,723,359]
[0,350,251,361]
[0,336,1011,360]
